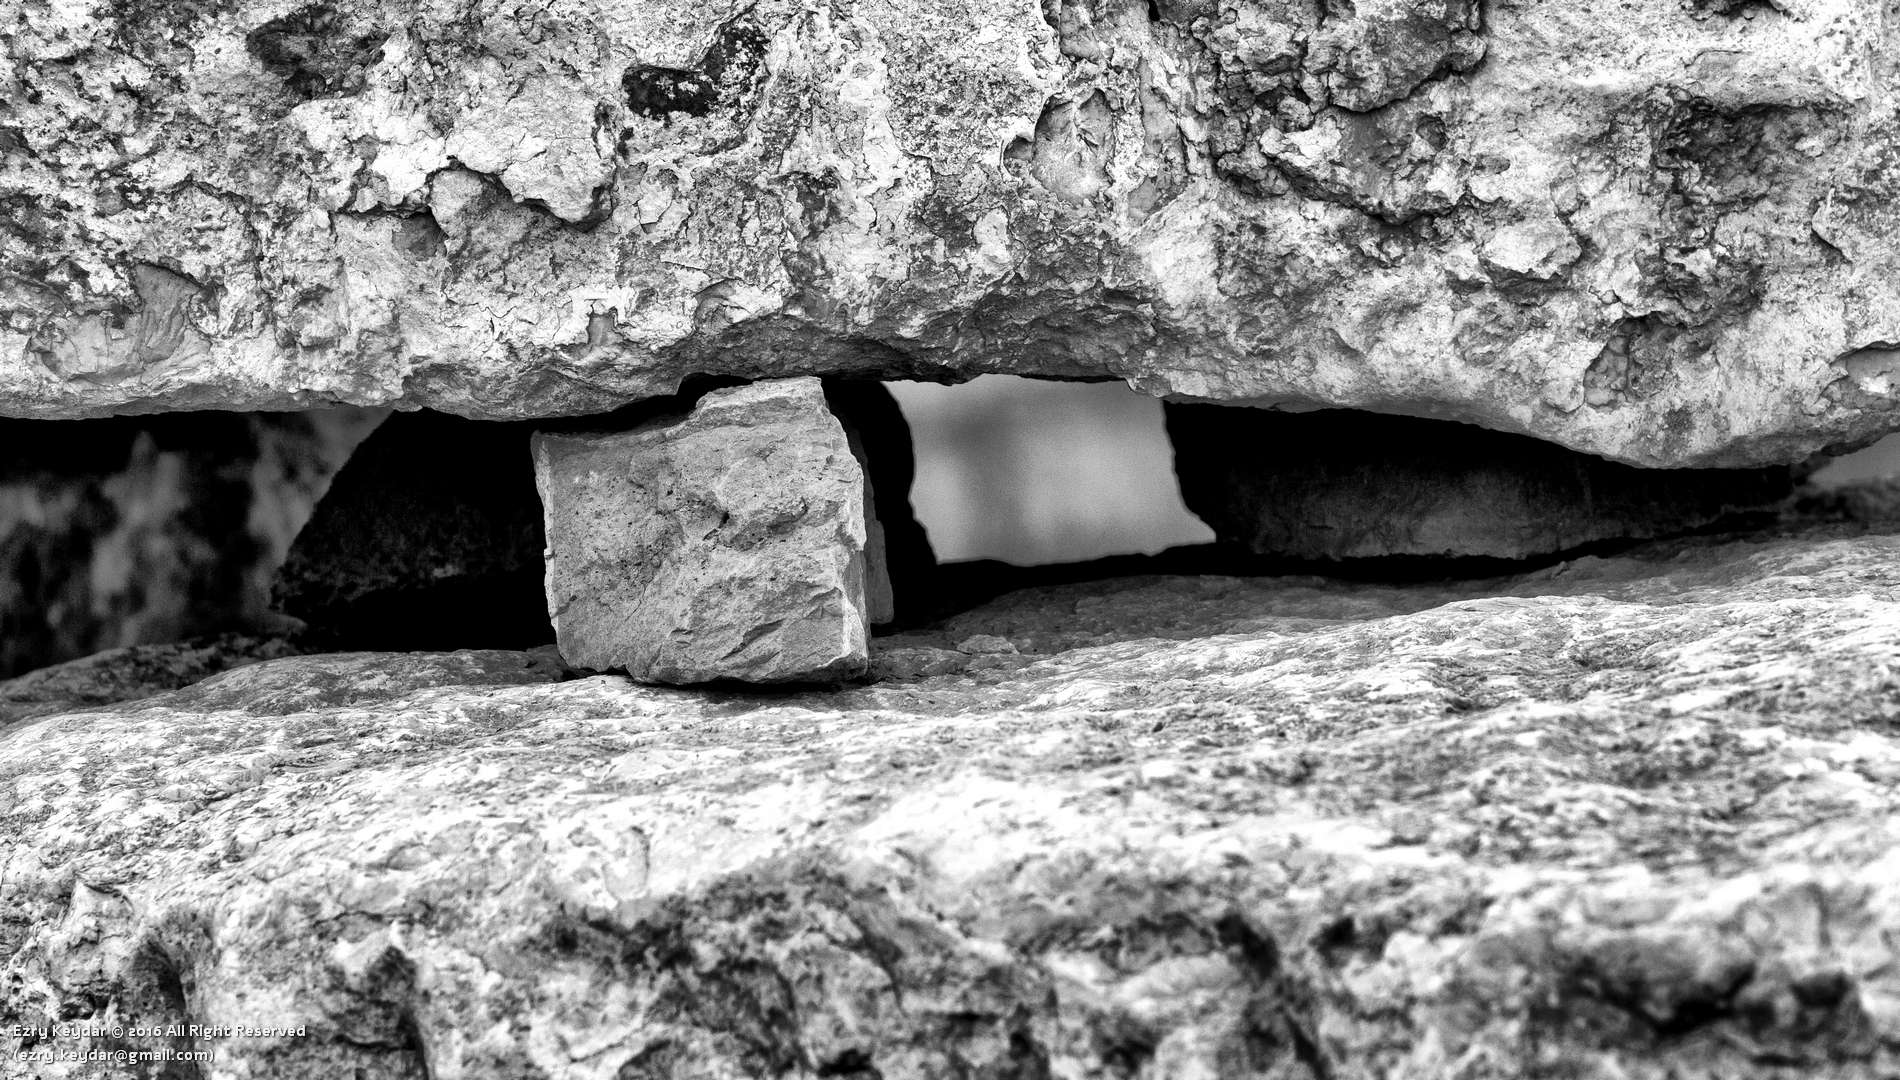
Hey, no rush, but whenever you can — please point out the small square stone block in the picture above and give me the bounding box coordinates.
[531,378,873,684]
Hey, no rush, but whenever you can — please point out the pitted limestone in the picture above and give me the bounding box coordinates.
[5,0,1900,467]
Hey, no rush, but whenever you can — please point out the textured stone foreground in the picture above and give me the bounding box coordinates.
[4,511,1900,1077]
[6,0,1900,466]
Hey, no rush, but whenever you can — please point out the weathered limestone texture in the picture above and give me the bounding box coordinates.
[1168,404,1800,559]
[271,409,547,649]
[0,409,378,676]
[3,500,1899,1077]
[6,0,1900,466]
[533,377,874,683]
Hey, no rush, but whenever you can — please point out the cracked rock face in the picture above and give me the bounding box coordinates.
[533,377,875,683]
[2,511,1899,1077]
[6,0,1900,466]
[1168,404,1799,559]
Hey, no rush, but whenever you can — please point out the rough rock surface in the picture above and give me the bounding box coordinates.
[0,409,378,676]
[1168,404,1800,559]
[271,409,547,650]
[7,0,1900,466]
[0,634,301,734]
[533,378,875,683]
[4,501,1900,1077]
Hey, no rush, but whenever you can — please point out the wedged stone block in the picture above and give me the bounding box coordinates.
[1167,405,1797,560]
[532,378,873,684]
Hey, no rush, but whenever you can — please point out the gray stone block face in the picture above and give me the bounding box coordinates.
[532,378,872,684]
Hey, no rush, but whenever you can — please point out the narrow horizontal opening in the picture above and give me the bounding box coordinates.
[1810,432,1900,488]
[1,393,1894,681]
[885,375,1214,567]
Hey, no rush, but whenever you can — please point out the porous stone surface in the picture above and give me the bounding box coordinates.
[0,409,379,676]
[271,409,547,650]
[1168,404,1800,559]
[4,503,1900,1078]
[7,0,1900,466]
[533,377,874,683]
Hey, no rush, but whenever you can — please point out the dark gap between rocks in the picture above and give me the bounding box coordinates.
[0,409,378,678]
[1163,404,1802,562]
[1812,431,1900,488]
[0,386,1889,681]
[884,388,1816,625]
[883,375,1214,568]
[271,379,747,654]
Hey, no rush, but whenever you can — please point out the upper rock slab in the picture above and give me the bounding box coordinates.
[4,0,1900,465]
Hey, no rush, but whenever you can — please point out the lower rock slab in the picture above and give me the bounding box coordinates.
[2,516,1899,1077]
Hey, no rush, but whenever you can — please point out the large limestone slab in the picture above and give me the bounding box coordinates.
[6,0,1900,466]
[533,377,874,683]
[2,502,1899,1077]
[1168,404,1799,559]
